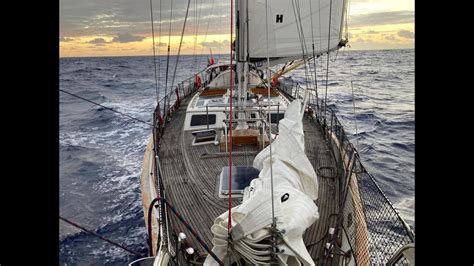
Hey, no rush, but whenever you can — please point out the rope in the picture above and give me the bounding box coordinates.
[59,215,145,257]
[149,0,160,105]
[59,89,153,127]
[227,0,234,232]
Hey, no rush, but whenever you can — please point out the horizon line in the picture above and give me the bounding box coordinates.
[60,47,414,59]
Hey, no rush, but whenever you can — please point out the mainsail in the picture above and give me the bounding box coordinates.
[239,0,347,67]
[204,100,320,265]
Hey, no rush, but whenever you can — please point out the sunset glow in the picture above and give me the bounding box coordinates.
[60,0,414,57]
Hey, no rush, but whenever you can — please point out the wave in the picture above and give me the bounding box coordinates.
[391,142,414,152]
[59,49,414,263]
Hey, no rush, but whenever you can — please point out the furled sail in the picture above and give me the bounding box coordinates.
[242,0,347,67]
[204,100,320,265]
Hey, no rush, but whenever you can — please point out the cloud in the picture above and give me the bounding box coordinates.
[350,11,414,27]
[155,42,167,47]
[111,33,145,43]
[384,34,396,41]
[397,30,414,39]
[87,38,108,46]
[60,0,230,37]
[200,40,229,49]
[60,36,74,42]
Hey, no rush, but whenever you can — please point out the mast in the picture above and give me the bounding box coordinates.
[236,0,249,129]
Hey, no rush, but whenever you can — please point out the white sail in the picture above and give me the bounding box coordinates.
[204,100,319,265]
[243,0,347,67]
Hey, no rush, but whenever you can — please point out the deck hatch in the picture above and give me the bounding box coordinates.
[192,129,217,145]
[218,166,260,198]
[267,113,285,123]
[190,114,216,126]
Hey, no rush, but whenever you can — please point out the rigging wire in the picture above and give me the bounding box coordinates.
[169,0,192,102]
[265,0,276,230]
[291,1,305,85]
[216,8,224,63]
[158,0,162,98]
[192,0,204,75]
[324,0,334,123]
[316,0,323,116]
[59,215,145,257]
[191,0,198,76]
[149,0,160,105]
[227,0,234,232]
[198,0,217,67]
[59,89,153,127]
[163,0,174,119]
[308,0,320,111]
[292,0,313,114]
[317,0,323,52]
[350,65,359,151]
[342,1,359,151]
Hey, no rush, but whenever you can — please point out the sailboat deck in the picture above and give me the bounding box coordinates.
[158,96,341,264]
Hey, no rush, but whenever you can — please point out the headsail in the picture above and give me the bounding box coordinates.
[204,100,319,265]
[241,0,347,67]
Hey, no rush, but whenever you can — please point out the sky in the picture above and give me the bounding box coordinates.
[60,0,414,57]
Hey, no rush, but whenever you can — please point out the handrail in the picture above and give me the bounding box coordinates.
[386,243,415,265]
[277,75,415,264]
[147,197,223,265]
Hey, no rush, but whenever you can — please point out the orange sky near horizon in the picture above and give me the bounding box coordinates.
[60,0,414,57]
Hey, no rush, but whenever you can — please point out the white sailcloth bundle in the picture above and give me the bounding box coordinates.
[204,100,319,265]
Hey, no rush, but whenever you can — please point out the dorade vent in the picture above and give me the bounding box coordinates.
[250,87,279,96]
[200,88,227,97]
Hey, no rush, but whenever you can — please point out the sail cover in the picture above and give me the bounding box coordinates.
[204,100,320,265]
[245,0,347,67]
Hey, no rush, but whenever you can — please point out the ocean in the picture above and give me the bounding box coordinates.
[59,49,414,264]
